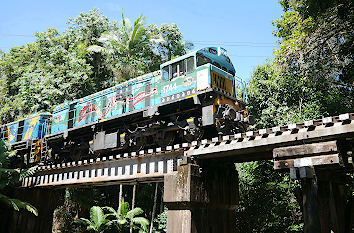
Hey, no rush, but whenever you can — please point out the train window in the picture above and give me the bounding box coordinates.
[186,57,195,73]
[171,63,178,78]
[222,66,227,72]
[209,48,217,55]
[162,66,169,80]
[179,60,185,76]
[196,53,211,67]
[226,57,231,63]
[229,70,235,76]
[171,60,184,78]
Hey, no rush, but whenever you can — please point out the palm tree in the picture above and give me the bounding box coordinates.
[87,12,151,83]
[78,206,112,233]
[104,198,149,233]
[0,140,38,216]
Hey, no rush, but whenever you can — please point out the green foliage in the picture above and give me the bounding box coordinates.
[248,0,353,129]
[78,206,112,233]
[52,188,91,233]
[0,9,191,124]
[0,140,38,216]
[87,11,193,84]
[153,207,167,233]
[76,198,149,233]
[148,23,193,61]
[236,161,302,232]
[243,1,353,232]
[103,198,149,233]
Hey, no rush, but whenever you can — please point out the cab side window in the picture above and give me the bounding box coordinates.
[172,60,185,78]
[171,63,178,78]
[186,57,195,74]
[163,56,196,80]
[162,66,169,80]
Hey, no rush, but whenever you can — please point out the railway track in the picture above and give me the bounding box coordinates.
[22,113,354,187]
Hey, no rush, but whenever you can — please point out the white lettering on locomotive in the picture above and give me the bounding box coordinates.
[162,83,177,93]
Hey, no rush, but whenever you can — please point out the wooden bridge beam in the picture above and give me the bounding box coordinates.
[273,139,353,233]
[163,158,238,233]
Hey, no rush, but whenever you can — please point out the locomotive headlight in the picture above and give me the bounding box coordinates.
[197,69,210,91]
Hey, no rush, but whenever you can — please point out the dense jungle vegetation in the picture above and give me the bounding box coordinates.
[0,0,353,232]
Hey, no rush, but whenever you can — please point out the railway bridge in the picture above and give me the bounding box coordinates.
[17,113,354,232]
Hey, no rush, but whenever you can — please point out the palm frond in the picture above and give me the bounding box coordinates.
[126,207,143,219]
[75,218,92,225]
[19,166,37,181]
[0,168,20,174]
[120,200,129,216]
[130,15,145,47]
[90,206,106,225]
[116,219,128,225]
[132,216,150,227]
[0,193,38,216]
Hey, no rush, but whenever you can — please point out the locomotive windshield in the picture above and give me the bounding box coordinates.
[196,53,211,67]
[160,47,235,78]
[196,47,235,76]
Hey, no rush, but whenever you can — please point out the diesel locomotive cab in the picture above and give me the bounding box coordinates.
[160,47,251,135]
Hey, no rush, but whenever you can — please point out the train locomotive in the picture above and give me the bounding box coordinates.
[0,47,252,165]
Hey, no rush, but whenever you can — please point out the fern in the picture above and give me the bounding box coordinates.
[19,166,38,181]
[0,140,38,216]
[0,193,38,216]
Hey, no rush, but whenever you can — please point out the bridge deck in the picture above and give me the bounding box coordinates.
[22,151,183,187]
[22,113,354,188]
[186,113,354,161]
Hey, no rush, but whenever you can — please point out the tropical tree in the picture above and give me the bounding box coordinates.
[248,0,353,129]
[101,13,151,83]
[0,140,38,216]
[87,11,193,84]
[238,0,353,232]
[148,23,193,61]
[88,12,154,83]
[103,198,149,233]
[0,9,192,124]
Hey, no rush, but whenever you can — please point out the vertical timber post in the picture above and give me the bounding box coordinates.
[118,184,123,215]
[149,183,158,233]
[130,184,136,233]
[300,168,321,233]
[274,140,353,233]
[299,169,348,233]
[164,158,238,233]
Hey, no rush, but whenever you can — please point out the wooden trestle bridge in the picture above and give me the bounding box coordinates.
[20,113,354,233]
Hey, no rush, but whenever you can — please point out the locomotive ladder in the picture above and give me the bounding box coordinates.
[29,139,38,163]
[29,138,48,164]
[39,138,49,165]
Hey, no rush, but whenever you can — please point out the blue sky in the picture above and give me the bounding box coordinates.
[0,0,283,81]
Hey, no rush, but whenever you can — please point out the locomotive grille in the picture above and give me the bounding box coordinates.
[211,72,233,95]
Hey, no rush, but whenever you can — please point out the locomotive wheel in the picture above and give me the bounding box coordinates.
[182,127,204,142]
[216,119,246,135]
[154,131,175,147]
[129,135,146,151]
[70,148,83,161]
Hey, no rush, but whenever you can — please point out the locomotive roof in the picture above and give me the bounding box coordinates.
[0,112,51,127]
[160,47,235,75]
